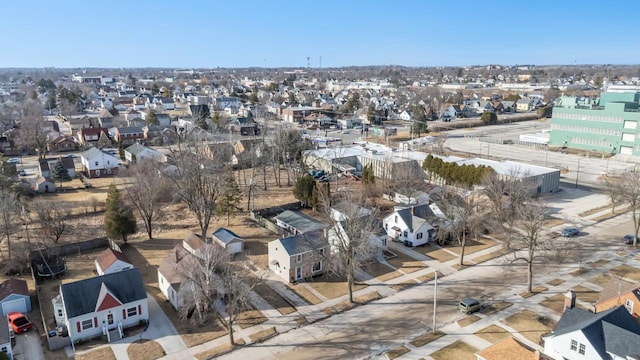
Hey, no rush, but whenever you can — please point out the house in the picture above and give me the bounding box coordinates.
[189,104,210,119]
[95,248,134,276]
[228,117,260,136]
[501,100,516,113]
[328,203,387,258]
[47,136,78,152]
[51,268,148,344]
[303,113,332,127]
[0,278,31,315]
[543,294,640,360]
[35,177,55,193]
[0,315,13,359]
[80,147,119,178]
[383,204,437,247]
[273,210,327,236]
[475,337,545,360]
[39,157,76,178]
[268,230,329,283]
[124,143,167,164]
[124,109,142,123]
[158,97,175,111]
[114,127,144,145]
[211,228,244,255]
[77,127,110,147]
[157,234,209,309]
[516,98,532,112]
[143,125,177,145]
[399,109,413,121]
[594,285,640,318]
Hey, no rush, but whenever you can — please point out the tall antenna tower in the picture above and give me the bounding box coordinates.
[306,56,310,69]
[319,56,322,69]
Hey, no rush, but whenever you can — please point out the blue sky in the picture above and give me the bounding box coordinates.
[1,0,639,68]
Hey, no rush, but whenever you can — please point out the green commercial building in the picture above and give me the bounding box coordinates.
[549,92,640,156]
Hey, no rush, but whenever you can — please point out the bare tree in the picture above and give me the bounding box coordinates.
[381,162,426,204]
[32,199,70,244]
[18,99,48,159]
[603,172,640,246]
[322,192,380,303]
[481,171,534,241]
[437,189,483,267]
[125,161,171,239]
[218,260,259,345]
[0,189,19,259]
[166,137,230,238]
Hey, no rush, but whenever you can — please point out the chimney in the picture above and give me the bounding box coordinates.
[411,206,415,215]
[534,350,541,360]
[564,289,576,311]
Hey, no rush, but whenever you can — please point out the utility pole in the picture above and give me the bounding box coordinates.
[432,271,438,334]
[575,157,581,189]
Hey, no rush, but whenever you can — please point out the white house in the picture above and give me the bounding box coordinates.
[0,315,13,359]
[399,110,413,121]
[328,203,387,257]
[157,234,207,309]
[80,147,120,178]
[383,204,437,247]
[211,228,244,255]
[543,298,640,360]
[95,248,134,276]
[273,210,327,236]
[268,230,329,283]
[52,268,148,345]
[124,143,167,164]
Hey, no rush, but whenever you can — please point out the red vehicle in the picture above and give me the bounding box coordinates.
[8,312,33,333]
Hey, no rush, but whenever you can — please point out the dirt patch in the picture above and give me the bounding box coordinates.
[194,339,246,360]
[386,345,410,359]
[127,339,165,360]
[573,285,600,304]
[540,294,568,314]
[457,314,481,327]
[480,301,512,316]
[409,330,445,348]
[424,247,457,262]
[519,286,548,298]
[248,326,277,343]
[236,308,268,329]
[387,252,427,273]
[452,237,498,256]
[547,278,565,286]
[474,325,511,344]
[610,264,640,282]
[430,340,478,360]
[253,283,296,315]
[504,310,555,345]
[75,346,117,360]
[305,276,367,299]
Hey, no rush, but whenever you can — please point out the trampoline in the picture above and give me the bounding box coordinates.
[32,256,67,279]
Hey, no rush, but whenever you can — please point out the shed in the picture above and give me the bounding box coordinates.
[95,248,134,275]
[0,278,31,315]
[212,228,244,255]
[35,177,55,193]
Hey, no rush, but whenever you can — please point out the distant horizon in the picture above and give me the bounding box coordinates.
[2,0,640,68]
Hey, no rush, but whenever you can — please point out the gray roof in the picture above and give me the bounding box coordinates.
[117,126,144,134]
[551,306,640,358]
[395,204,436,232]
[60,268,147,318]
[274,210,327,233]
[212,228,243,245]
[276,230,328,256]
[0,315,8,344]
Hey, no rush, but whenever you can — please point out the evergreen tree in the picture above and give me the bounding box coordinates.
[217,176,242,226]
[362,164,375,186]
[294,175,316,208]
[196,116,209,131]
[481,111,498,125]
[104,184,137,243]
[118,142,125,160]
[146,109,159,125]
[52,159,71,184]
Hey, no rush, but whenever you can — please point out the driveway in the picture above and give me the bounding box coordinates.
[12,329,45,360]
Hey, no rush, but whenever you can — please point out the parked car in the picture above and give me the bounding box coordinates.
[623,234,637,245]
[562,227,580,237]
[458,298,483,314]
[18,170,26,177]
[6,158,19,164]
[8,312,33,333]
[342,130,350,134]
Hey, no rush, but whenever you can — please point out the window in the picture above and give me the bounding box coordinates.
[127,307,138,317]
[570,340,577,351]
[394,215,398,224]
[319,248,325,256]
[57,309,63,317]
[403,231,408,238]
[95,161,99,166]
[81,319,93,330]
[626,299,634,313]
[417,233,423,239]
[313,261,322,272]
[296,254,302,263]
[578,343,585,355]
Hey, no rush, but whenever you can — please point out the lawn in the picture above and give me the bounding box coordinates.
[286,283,322,305]
[469,247,509,265]
[75,346,117,360]
[457,314,481,327]
[480,301,512,316]
[127,339,165,360]
[547,278,566,286]
[430,340,478,360]
[519,286,548,298]
[236,308,268,329]
[194,340,245,360]
[305,276,367,299]
[570,268,590,277]
[416,271,442,284]
[248,327,277,343]
[424,247,457,262]
[610,264,640,282]
[323,291,382,316]
[387,251,427,273]
[253,283,296,315]
[540,293,567,314]
[386,345,410,359]
[588,259,610,268]
[504,310,556,344]
[390,280,418,292]
[361,261,402,282]
[474,325,511,344]
[573,285,600,304]
[409,331,445,347]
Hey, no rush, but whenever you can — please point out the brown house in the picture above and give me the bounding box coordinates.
[77,127,110,147]
[47,136,78,152]
[594,284,640,319]
[114,127,144,145]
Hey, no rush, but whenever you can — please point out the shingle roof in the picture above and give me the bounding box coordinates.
[274,230,328,256]
[550,306,640,358]
[60,268,146,318]
[394,204,436,232]
[212,228,243,245]
[157,244,189,290]
[274,210,327,233]
[96,248,132,272]
[117,126,144,134]
[0,278,29,300]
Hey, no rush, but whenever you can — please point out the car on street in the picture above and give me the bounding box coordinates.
[562,227,580,237]
[623,234,637,245]
[8,312,33,333]
[342,130,350,134]
[18,170,27,177]
[65,154,78,158]
[458,298,483,314]
[6,158,20,164]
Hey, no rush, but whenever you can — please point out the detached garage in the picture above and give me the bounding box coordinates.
[212,228,245,255]
[0,279,31,315]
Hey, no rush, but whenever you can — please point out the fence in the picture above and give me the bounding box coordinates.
[249,202,301,235]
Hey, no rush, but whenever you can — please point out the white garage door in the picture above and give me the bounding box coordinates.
[621,146,633,155]
[2,298,26,315]
[228,242,243,255]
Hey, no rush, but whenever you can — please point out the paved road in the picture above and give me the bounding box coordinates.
[220,211,633,360]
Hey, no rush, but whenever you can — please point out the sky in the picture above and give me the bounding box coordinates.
[1,0,639,69]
